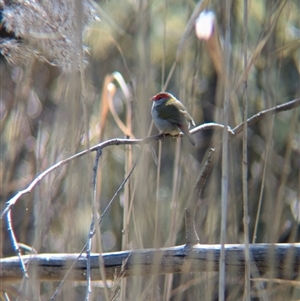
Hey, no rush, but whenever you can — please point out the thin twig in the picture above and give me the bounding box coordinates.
[251,120,273,243]
[6,210,28,279]
[233,98,300,135]
[99,161,138,226]
[273,109,298,241]
[86,218,95,299]
[50,156,138,300]
[118,70,133,301]
[168,139,181,246]
[233,0,289,93]
[163,0,210,91]
[154,141,162,246]
[86,147,106,301]
[190,122,235,135]
[176,0,210,61]
[242,0,251,299]
[219,1,232,300]
[164,139,181,301]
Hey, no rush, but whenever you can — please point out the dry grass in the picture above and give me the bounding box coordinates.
[0,0,299,300]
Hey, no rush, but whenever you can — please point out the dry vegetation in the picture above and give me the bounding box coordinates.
[0,0,299,300]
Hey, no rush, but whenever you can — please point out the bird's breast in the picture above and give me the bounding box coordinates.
[151,105,180,135]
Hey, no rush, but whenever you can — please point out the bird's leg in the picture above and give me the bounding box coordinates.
[159,132,169,140]
[173,133,182,142]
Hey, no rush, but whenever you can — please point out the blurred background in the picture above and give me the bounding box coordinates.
[0,0,299,300]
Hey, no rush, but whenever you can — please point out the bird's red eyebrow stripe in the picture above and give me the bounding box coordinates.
[150,92,170,101]
[157,93,170,98]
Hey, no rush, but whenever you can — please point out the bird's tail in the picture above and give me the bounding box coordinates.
[179,124,196,146]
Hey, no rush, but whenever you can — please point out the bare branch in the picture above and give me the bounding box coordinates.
[184,208,200,246]
[233,98,300,135]
[2,97,299,218]
[185,148,215,245]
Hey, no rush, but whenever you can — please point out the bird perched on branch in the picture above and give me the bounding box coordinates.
[150,92,196,146]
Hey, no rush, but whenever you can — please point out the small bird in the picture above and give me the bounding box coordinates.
[150,92,196,146]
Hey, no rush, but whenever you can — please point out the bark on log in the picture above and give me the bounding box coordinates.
[0,243,299,282]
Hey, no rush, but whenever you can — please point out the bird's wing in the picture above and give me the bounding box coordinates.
[156,101,186,125]
[165,100,196,126]
[184,111,196,126]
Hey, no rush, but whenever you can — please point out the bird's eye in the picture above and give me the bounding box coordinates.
[157,94,166,100]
